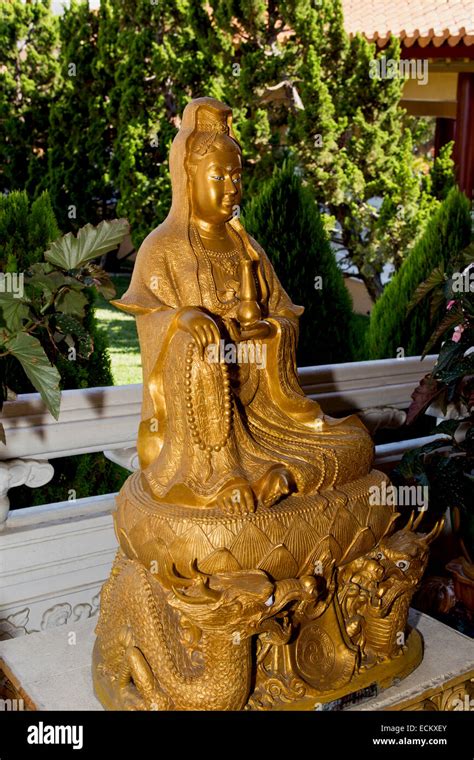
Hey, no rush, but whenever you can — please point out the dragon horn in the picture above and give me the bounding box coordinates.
[413,510,425,530]
[382,512,401,538]
[172,581,221,605]
[405,511,416,531]
[422,518,445,545]
[162,555,192,588]
[189,558,210,583]
[196,576,221,599]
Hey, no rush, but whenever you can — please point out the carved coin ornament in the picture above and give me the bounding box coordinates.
[296,625,335,686]
[92,97,440,711]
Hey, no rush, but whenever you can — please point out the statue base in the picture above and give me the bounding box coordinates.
[113,469,395,577]
[91,471,439,711]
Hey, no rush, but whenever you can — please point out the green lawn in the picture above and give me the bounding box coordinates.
[95,276,142,385]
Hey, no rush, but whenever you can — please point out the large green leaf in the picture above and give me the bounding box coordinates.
[0,292,30,332]
[27,270,69,294]
[45,219,129,270]
[433,419,462,438]
[436,354,474,385]
[6,332,61,419]
[55,288,88,317]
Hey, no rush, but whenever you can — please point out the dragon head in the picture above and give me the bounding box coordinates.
[162,559,315,641]
[341,512,444,615]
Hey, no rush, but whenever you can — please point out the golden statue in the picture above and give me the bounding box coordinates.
[92,97,441,710]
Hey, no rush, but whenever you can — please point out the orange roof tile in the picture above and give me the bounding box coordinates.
[342,0,474,47]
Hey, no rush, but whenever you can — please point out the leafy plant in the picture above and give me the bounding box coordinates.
[0,218,129,443]
[394,242,474,561]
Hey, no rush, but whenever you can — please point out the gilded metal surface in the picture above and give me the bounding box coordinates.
[93,97,438,710]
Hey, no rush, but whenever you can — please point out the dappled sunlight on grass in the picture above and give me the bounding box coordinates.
[95,277,142,385]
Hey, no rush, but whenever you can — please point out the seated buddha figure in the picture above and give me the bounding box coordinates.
[113,96,374,514]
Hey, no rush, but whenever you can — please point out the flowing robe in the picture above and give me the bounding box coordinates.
[114,224,374,505]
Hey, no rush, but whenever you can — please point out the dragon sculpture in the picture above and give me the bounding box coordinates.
[93,512,442,710]
[338,513,444,667]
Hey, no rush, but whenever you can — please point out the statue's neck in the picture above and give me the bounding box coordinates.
[193,217,228,240]
[192,216,239,253]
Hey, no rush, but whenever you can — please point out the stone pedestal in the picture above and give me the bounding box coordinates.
[0,610,473,711]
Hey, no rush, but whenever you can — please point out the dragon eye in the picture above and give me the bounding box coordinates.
[396,560,410,572]
[375,551,385,561]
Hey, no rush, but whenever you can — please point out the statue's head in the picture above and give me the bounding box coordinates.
[179,98,243,225]
[170,98,242,224]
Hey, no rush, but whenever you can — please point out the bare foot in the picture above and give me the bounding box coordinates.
[255,466,295,508]
[212,481,256,514]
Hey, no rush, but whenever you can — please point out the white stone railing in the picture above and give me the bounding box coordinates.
[0,354,438,523]
[0,354,445,637]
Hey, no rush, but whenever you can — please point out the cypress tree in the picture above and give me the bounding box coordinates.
[0,0,59,195]
[98,0,226,248]
[244,161,355,366]
[208,1,441,301]
[47,0,115,231]
[367,188,472,359]
[0,190,60,272]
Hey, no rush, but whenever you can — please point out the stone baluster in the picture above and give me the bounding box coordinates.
[0,460,54,525]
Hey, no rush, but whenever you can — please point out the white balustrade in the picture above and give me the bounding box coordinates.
[0,354,437,522]
[0,354,444,638]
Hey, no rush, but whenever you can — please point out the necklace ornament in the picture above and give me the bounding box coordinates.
[193,224,242,277]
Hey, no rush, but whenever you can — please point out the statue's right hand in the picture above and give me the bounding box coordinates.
[176,308,220,356]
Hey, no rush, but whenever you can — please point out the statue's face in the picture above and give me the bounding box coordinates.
[191,141,242,224]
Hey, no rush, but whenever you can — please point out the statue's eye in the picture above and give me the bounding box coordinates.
[232,175,241,184]
[375,551,385,561]
[211,175,225,181]
[396,560,410,572]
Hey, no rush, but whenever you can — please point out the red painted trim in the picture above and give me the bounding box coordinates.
[454,73,474,198]
[401,42,474,60]
[370,41,474,59]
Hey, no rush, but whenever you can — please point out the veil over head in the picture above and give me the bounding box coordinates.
[113,97,241,315]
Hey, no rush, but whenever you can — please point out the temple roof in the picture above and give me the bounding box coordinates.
[342,0,474,48]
